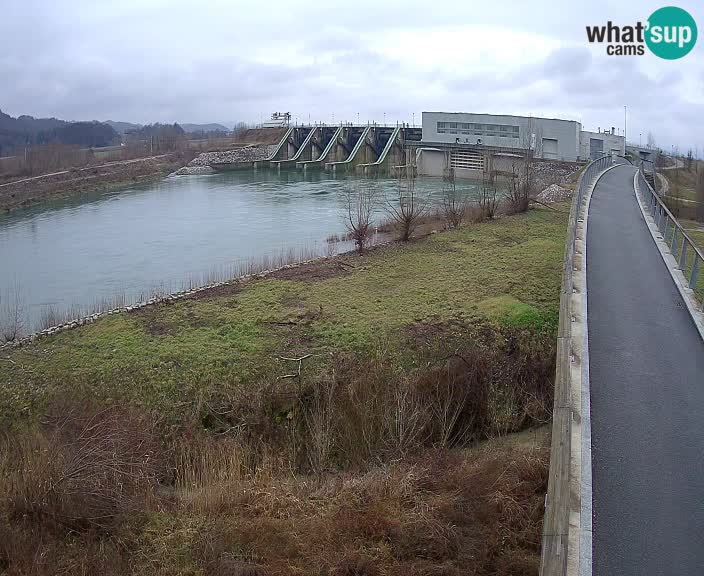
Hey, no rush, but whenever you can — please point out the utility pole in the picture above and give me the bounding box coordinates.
[624,105,627,153]
[412,112,415,127]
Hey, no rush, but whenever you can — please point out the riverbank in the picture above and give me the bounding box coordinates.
[0,154,187,211]
[0,205,567,575]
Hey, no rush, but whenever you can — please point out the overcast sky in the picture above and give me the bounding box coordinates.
[1,0,702,151]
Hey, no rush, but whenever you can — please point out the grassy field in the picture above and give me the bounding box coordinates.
[0,206,567,422]
[0,205,568,576]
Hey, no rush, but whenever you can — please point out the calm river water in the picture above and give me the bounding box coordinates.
[0,170,483,332]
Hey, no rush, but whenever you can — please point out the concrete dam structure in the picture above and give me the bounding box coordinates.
[211,124,422,176]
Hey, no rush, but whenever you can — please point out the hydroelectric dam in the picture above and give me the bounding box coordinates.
[210,124,423,176]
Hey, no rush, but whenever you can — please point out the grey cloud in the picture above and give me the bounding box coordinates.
[0,0,702,151]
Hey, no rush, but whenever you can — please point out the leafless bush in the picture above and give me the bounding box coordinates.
[1,401,165,533]
[0,283,25,342]
[0,327,555,573]
[344,181,379,254]
[505,160,532,214]
[441,174,468,229]
[479,174,500,220]
[194,326,554,475]
[386,169,429,241]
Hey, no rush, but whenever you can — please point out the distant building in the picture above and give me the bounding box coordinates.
[420,111,625,165]
[262,112,291,128]
[580,128,624,160]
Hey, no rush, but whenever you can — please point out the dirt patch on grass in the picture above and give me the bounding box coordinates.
[270,258,356,282]
[186,282,242,301]
[134,305,177,336]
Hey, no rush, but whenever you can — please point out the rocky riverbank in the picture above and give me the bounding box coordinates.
[171,145,277,175]
[0,154,186,211]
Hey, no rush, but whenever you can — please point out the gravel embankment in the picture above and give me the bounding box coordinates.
[536,183,572,203]
[172,145,277,175]
[534,161,579,190]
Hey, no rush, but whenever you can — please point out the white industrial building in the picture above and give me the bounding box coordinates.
[418,112,625,177]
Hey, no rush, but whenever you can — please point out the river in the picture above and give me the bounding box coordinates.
[0,170,484,333]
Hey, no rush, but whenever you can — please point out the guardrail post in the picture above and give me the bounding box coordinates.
[680,240,688,271]
[671,227,679,255]
[691,257,700,290]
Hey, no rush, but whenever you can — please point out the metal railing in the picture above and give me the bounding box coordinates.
[640,158,659,193]
[637,167,704,308]
[574,155,615,221]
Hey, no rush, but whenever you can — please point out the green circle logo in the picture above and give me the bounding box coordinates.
[645,6,698,59]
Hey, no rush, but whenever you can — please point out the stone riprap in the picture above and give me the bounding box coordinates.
[172,145,278,175]
[537,183,573,203]
[534,161,580,190]
[0,257,318,351]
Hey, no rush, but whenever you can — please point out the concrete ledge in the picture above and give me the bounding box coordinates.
[541,161,620,576]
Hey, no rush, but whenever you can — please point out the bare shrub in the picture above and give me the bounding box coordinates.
[479,174,500,220]
[441,174,468,229]
[0,283,25,342]
[387,169,429,241]
[505,160,532,214]
[1,400,165,533]
[344,180,378,254]
[0,325,555,574]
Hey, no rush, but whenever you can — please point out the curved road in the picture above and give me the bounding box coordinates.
[587,164,704,575]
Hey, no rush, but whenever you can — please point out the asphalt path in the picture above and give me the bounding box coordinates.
[587,164,704,575]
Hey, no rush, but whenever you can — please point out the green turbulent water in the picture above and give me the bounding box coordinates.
[0,170,484,331]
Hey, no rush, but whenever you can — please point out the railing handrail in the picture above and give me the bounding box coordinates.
[638,165,704,264]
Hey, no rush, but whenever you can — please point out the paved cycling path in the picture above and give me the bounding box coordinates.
[587,164,704,575]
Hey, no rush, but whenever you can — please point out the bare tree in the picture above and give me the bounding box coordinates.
[502,117,540,214]
[478,173,499,220]
[441,172,468,229]
[0,283,25,342]
[505,160,531,214]
[387,168,428,241]
[647,132,656,150]
[344,180,378,254]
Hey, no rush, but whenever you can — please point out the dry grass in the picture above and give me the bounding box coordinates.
[0,333,552,575]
